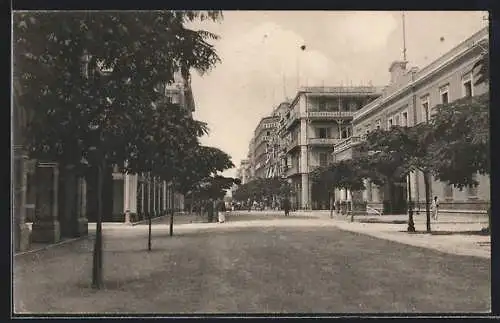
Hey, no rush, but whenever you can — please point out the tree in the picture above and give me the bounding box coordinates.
[358,128,408,216]
[232,177,288,207]
[359,125,435,232]
[311,159,366,219]
[310,165,339,217]
[429,93,490,187]
[429,92,490,231]
[176,145,234,213]
[13,11,223,289]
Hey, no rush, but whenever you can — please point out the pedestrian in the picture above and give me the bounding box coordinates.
[283,198,291,216]
[217,198,226,223]
[431,196,439,220]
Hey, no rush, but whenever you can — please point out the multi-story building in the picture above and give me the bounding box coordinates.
[236,159,251,184]
[279,86,383,210]
[111,71,196,222]
[252,115,280,179]
[332,26,489,214]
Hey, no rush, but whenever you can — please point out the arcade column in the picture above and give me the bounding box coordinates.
[31,162,61,243]
[13,145,31,252]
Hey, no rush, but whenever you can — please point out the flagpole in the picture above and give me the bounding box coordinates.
[402,12,407,61]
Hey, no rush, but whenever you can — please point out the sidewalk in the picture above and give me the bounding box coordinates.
[325,213,490,259]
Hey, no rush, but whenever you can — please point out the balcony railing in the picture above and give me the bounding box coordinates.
[333,136,364,152]
[306,111,354,118]
[308,138,342,146]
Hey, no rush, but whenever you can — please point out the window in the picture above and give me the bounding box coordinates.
[463,72,473,98]
[266,131,270,136]
[319,152,328,167]
[402,112,408,127]
[326,101,336,111]
[348,101,358,111]
[387,118,393,129]
[440,84,449,104]
[318,128,328,138]
[376,119,381,130]
[421,95,430,123]
[318,100,326,111]
[340,127,348,139]
[394,115,400,126]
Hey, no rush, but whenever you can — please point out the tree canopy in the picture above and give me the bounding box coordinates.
[232,177,291,202]
[14,11,223,175]
[428,93,490,189]
[310,159,365,192]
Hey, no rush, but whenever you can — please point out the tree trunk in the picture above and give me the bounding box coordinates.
[148,207,152,251]
[169,183,174,236]
[407,173,415,232]
[329,190,334,218]
[92,159,104,289]
[423,170,432,232]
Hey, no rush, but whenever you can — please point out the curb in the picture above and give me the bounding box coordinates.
[14,234,95,257]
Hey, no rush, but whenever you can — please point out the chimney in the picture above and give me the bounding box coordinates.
[389,61,408,84]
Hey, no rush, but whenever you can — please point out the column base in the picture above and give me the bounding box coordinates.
[76,217,88,237]
[15,222,31,252]
[31,220,61,243]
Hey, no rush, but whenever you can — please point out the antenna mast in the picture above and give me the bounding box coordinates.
[402,12,407,61]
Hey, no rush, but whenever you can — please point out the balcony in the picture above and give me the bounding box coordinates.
[333,136,364,153]
[307,138,342,146]
[284,165,300,177]
[286,139,299,153]
[284,111,300,130]
[307,111,354,119]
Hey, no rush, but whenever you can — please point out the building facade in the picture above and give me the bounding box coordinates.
[278,86,383,210]
[252,115,280,179]
[236,159,251,185]
[332,26,489,214]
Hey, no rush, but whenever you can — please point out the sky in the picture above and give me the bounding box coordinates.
[188,11,488,178]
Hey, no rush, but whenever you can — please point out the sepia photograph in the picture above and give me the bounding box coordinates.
[12,10,490,316]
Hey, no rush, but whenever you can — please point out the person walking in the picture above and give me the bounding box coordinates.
[283,198,291,216]
[431,196,440,220]
[217,198,226,223]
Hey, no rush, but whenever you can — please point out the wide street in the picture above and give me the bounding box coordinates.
[14,212,490,314]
